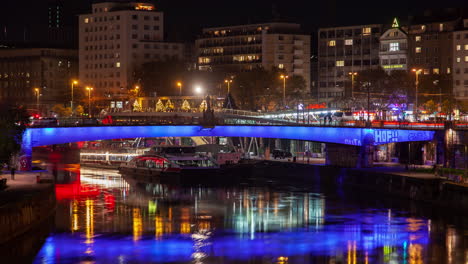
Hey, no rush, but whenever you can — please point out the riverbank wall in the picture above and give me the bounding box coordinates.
[247,161,468,210]
[0,180,56,245]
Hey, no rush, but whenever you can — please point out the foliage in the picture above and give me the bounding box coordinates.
[181,100,191,111]
[156,99,166,112]
[133,100,142,112]
[423,100,437,114]
[52,104,72,117]
[165,99,175,110]
[0,102,30,165]
[75,105,85,116]
[133,60,188,96]
[199,100,207,112]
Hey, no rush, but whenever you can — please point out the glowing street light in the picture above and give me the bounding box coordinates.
[348,72,357,98]
[194,85,203,95]
[412,68,423,120]
[85,86,93,117]
[224,79,233,94]
[280,74,289,106]
[177,82,182,96]
[71,80,78,115]
[34,87,40,112]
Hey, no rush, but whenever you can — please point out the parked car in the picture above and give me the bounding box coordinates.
[272,149,292,159]
[30,117,58,127]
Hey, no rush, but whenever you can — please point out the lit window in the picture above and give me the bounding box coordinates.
[465,45,468,50]
[447,67,451,74]
[423,69,429,75]
[415,47,421,53]
[439,23,444,31]
[457,45,461,51]
[328,40,336,47]
[421,25,426,31]
[116,62,121,68]
[362,27,371,35]
[457,57,461,63]
[345,39,353,45]
[278,64,284,69]
[415,36,421,42]
[336,60,344,67]
[84,18,89,23]
[465,56,468,62]
[198,57,210,64]
[389,42,399,51]
[433,68,439,74]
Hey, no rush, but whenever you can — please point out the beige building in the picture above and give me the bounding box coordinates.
[79,1,185,98]
[0,48,77,108]
[379,19,409,73]
[195,23,311,92]
[452,19,468,103]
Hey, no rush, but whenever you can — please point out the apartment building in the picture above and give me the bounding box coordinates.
[79,1,185,98]
[196,23,311,92]
[317,24,383,106]
[452,19,468,103]
[0,48,77,106]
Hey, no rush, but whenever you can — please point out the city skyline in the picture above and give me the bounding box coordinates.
[1,0,468,46]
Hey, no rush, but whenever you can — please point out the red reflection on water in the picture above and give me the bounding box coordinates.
[55,165,101,200]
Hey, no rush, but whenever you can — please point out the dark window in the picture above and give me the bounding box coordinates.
[132,15,138,20]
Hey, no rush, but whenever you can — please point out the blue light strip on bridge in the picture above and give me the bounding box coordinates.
[25,125,435,148]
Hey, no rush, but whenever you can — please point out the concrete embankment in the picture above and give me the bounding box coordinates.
[0,172,56,245]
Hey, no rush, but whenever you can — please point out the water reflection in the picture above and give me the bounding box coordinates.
[32,166,467,264]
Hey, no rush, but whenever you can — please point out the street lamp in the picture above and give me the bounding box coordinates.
[134,85,140,97]
[195,85,203,95]
[85,86,93,117]
[71,80,78,115]
[224,79,233,94]
[34,88,40,113]
[177,82,182,96]
[412,68,423,121]
[348,72,357,98]
[280,74,289,106]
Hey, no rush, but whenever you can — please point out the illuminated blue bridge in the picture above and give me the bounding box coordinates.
[23,125,435,148]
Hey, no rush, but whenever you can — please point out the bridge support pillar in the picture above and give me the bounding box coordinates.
[325,143,374,168]
[19,130,32,171]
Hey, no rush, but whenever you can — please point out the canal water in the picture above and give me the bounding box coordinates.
[30,166,467,264]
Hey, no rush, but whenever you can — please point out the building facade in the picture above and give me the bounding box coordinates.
[195,23,311,92]
[0,48,77,107]
[452,19,468,103]
[317,24,383,106]
[79,1,185,98]
[379,19,409,73]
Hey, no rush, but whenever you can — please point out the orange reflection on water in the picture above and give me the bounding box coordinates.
[85,199,94,245]
[155,216,163,238]
[133,208,142,242]
[408,243,423,264]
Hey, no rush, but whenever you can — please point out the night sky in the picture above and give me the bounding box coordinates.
[0,0,467,45]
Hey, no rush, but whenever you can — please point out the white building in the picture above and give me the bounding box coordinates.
[452,19,468,103]
[379,18,409,73]
[79,1,185,98]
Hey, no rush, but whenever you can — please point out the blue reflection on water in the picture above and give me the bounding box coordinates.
[34,214,429,263]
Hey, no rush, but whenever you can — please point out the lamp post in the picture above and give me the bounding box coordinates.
[34,88,40,113]
[280,74,289,107]
[177,82,182,96]
[224,79,233,94]
[134,85,140,97]
[71,80,78,115]
[86,86,93,117]
[412,68,422,121]
[348,72,357,98]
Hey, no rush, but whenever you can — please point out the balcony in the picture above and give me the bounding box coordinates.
[293,59,303,64]
[294,50,304,56]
